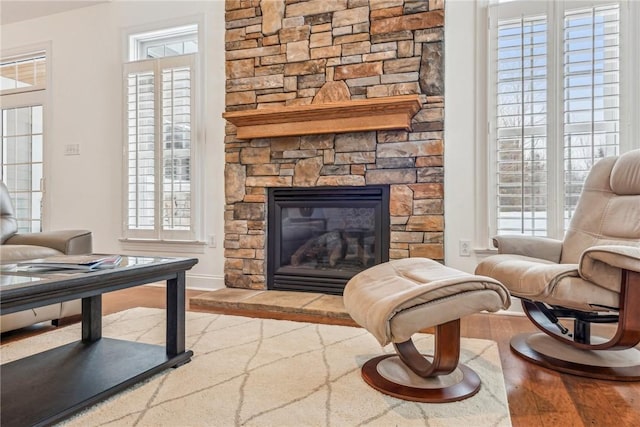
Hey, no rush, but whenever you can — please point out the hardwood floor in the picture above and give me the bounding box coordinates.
[3,286,639,426]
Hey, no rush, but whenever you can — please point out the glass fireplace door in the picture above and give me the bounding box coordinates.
[267,186,389,295]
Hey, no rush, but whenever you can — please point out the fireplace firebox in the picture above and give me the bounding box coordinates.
[267,186,390,295]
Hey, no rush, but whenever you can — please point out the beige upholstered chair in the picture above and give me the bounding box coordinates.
[1,180,92,333]
[476,149,640,380]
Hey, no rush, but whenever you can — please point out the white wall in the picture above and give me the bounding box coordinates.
[1,1,227,290]
[443,0,488,273]
[443,0,523,315]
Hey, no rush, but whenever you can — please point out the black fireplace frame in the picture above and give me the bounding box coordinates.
[267,185,390,295]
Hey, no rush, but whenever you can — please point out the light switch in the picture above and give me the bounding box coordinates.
[64,144,80,156]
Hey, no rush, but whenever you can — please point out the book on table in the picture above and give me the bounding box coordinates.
[19,254,123,271]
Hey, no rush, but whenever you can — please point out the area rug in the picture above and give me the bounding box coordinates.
[1,308,511,426]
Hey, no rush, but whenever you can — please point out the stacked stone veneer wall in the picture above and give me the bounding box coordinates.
[224,0,445,290]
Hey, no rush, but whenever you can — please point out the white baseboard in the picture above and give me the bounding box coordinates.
[186,273,225,291]
[497,296,525,316]
[144,274,225,291]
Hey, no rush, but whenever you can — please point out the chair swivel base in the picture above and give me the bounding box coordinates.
[511,332,640,381]
[361,354,481,403]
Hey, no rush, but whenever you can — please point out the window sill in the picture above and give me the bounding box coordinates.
[119,238,207,254]
[474,247,498,255]
[473,247,498,259]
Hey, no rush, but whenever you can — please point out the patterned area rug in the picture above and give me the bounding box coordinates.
[1,308,511,426]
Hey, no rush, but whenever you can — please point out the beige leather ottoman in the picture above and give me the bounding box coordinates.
[343,257,510,402]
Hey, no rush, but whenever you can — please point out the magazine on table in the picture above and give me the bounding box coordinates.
[19,254,123,271]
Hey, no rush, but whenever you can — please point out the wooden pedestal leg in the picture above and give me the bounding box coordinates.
[394,319,461,377]
[360,319,481,403]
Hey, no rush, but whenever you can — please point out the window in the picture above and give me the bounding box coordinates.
[0,51,46,93]
[124,25,199,241]
[487,0,637,239]
[1,50,47,232]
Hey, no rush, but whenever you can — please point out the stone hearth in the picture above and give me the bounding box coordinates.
[191,288,355,326]
[223,0,445,291]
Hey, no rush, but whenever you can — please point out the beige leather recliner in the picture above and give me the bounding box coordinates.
[1,180,92,333]
[476,149,640,380]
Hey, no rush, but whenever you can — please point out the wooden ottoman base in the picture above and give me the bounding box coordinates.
[361,319,481,403]
[343,258,511,404]
[362,356,480,403]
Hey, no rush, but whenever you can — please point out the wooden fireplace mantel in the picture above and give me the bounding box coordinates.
[222,94,422,139]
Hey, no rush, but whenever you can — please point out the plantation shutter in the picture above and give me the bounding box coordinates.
[562,4,620,227]
[124,54,195,240]
[161,65,192,232]
[127,67,156,232]
[489,1,622,238]
[493,8,549,236]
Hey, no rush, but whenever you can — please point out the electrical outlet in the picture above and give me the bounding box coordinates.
[208,235,217,248]
[459,239,471,257]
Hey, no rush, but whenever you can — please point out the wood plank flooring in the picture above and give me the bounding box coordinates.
[2,286,638,427]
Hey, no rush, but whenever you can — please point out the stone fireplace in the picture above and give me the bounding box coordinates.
[223,0,445,292]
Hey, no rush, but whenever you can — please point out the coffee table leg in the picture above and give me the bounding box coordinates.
[166,271,186,358]
[82,295,102,342]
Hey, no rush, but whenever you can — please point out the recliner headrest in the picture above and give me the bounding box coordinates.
[610,149,640,195]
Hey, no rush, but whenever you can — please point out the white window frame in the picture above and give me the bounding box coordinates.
[121,21,204,244]
[1,43,51,232]
[476,0,640,247]
[0,50,46,95]
[130,24,199,60]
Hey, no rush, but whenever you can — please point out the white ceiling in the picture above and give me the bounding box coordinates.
[0,1,109,25]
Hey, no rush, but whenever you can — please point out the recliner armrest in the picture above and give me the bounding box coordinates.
[579,245,640,293]
[492,235,563,263]
[4,230,92,255]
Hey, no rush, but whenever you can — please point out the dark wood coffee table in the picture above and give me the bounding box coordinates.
[0,255,198,427]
